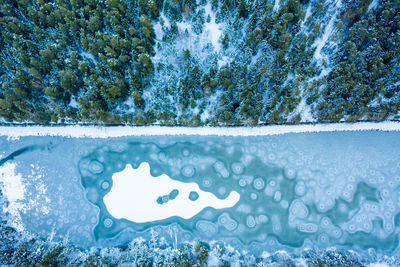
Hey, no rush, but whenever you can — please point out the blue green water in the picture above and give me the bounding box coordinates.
[1,131,400,257]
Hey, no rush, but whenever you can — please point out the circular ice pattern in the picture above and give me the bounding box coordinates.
[253,177,265,190]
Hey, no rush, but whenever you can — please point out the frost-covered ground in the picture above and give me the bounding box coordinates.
[0,121,399,138]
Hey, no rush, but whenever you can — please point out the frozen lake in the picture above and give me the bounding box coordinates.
[1,131,400,257]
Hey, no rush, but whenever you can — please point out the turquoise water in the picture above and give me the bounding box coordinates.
[1,131,400,256]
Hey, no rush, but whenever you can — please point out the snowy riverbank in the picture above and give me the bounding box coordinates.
[0,121,400,138]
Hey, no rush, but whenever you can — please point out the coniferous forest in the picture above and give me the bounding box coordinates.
[0,0,399,125]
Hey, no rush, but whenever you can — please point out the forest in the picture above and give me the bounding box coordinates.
[0,0,399,125]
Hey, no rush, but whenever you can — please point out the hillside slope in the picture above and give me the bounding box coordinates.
[0,0,399,125]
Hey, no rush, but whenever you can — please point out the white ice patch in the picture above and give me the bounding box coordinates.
[0,163,26,231]
[104,162,240,223]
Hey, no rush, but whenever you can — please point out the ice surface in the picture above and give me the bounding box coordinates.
[1,131,400,255]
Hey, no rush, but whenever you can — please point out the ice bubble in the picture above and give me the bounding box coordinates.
[103,218,113,228]
[202,178,212,188]
[298,223,318,233]
[257,214,269,224]
[319,234,329,243]
[273,191,282,202]
[218,213,228,224]
[363,222,372,232]
[214,161,229,178]
[189,191,199,201]
[284,167,297,179]
[218,213,237,231]
[246,215,256,228]
[269,180,277,187]
[239,179,247,187]
[267,153,277,161]
[346,184,354,191]
[320,217,332,228]
[231,162,244,174]
[253,177,265,190]
[182,149,190,156]
[218,186,226,196]
[330,227,342,238]
[317,203,326,212]
[348,224,356,233]
[280,200,289,209]
[162,195,169,203]
[181,165,195,177]
[89,160,104,174]
[371,204,378,212]
[341,190,352,201]
[381,189,390,198]
[385,223,394,233]
[295,180,306,196]
[101,181,110,190]
[196,220,217,237]
[250,193,258,200]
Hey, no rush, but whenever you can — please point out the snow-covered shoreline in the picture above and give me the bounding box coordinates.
[0,122,400,138]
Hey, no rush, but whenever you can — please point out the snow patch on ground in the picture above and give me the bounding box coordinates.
[218,56,231,67]
[81,52,97,64]
[69,97,79,108]
[204,2,222,51]
[367,0,379,12]
[295,98,315,122]
[313,0,342,62]
[1,122,400,138]
[200,91,221,122]
[301,4,312,28]
[273,0,281,12]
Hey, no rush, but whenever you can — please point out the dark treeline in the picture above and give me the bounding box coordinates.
[0,0,399,125]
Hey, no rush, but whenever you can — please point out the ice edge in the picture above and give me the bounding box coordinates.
[1,122,400,138]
